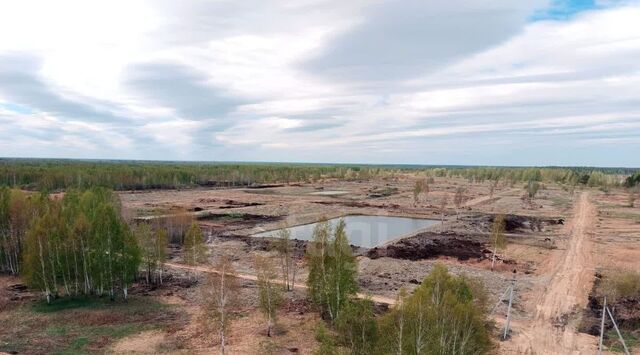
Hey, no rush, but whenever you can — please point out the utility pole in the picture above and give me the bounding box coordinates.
[490,285,512,316]
[503,279,515,340]
[598,297,606,354]
[606,306,630,355]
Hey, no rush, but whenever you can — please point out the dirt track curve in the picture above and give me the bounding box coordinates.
[503,192,598,354]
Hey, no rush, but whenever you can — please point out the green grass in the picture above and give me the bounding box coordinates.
[551,196,572,209]
[33,297,105,313]
[606,329,638,353]
[1,296,180,355]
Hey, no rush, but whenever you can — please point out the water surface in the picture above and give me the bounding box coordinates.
[253,215,438,248]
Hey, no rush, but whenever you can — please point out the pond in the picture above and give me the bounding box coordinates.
[252,215,438,248]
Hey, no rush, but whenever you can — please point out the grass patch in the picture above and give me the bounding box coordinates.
[33,297,105,313]
[551,196,572,208]
[600,210,640,222]
[606,329,639,353]
[1,296,180,355]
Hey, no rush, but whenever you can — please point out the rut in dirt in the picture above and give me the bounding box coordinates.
[505,192,597,355]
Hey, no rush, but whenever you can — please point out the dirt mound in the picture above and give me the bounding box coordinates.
[367,231,486,261]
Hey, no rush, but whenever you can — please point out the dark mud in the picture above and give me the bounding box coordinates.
[367,231,487,261]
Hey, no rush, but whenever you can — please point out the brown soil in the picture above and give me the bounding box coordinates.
[6,176,630,354]
[502,192,598,354]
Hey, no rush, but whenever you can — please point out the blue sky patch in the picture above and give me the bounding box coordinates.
[530,0,624,21]
[0,102,34,114]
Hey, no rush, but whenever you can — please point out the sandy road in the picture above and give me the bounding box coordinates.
[165,262,397,305]
[504,192,598,354]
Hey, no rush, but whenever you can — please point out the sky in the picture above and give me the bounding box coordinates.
[0,0,639,167]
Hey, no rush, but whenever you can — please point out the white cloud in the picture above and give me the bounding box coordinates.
[0,0,639,166]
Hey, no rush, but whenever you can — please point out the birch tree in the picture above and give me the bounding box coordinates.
[200,257,238,355]
[135,223,156,284]
[306,219,358,322]
[255,255,283,337]
[491,215,507,271]
[453,187,466,220]
[376,264,492,354]
[275,224,296,291]
[184,222,206,267]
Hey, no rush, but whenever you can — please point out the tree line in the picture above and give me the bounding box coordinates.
[1,158,634,191]
[0,159,394,191]
[0,186,169,302]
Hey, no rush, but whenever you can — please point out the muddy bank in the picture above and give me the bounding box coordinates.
[367,231,487,261]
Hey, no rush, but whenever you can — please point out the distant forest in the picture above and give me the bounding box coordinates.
[0,158,637,191]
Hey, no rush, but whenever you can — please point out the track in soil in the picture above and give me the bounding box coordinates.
[503,192,598,354]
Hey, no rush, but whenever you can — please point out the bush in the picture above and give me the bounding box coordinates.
[598,269,640,303]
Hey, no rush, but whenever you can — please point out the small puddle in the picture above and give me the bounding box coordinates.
[253,215,438,248]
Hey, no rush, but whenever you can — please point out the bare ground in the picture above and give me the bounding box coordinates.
[501,192,598,354]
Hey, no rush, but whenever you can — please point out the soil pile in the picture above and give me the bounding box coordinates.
[367,231,486,261]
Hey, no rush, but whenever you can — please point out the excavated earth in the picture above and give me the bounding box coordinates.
[367,231,487,261]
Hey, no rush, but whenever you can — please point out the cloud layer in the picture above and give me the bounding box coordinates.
[0,0,639,166]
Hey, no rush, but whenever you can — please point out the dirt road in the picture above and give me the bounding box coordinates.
[503,192,598,354]
[165,262,397,305]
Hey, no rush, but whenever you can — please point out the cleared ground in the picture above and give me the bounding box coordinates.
[2,175,638,353]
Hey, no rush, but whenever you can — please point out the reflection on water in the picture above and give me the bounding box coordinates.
[253,215,438,248]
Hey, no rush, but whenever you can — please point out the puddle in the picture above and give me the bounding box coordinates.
[253,215,438,248]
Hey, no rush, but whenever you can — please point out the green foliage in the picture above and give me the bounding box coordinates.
[275,224,296,291]
[625,172,640,187]
[314,322,338,355]
[377,264,492,354]
[413,178,428,205]
[0,159,631,191]
[606,329,639,353]
[526,180,540,199]
[306,219,359,322]
[135,223,168,284]
[0,188,38,275]
[597,269,640,304]
[183,222,206,265]
[21,187,140,301]
[256,256,283,337]
[0,159,393,190]
[334,299,377,355]
[492,215,507,250]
